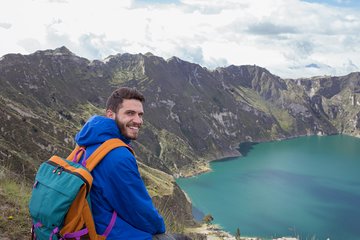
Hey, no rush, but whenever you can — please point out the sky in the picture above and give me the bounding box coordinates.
[1,0,360,79]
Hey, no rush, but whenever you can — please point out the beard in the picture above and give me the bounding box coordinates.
[115,116,139,140]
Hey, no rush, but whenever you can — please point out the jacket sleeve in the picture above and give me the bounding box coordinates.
[99,147,166,234]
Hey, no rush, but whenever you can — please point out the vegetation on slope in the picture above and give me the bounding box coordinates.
[0,167,31,239]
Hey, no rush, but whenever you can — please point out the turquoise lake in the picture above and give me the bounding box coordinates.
[176,135,360,240]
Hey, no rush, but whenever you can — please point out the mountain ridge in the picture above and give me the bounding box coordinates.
[0,46,359,238]
[1,46,360,177]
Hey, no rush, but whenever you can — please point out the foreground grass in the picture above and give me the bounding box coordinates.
[0,165,187,239]
[0,168,32,239]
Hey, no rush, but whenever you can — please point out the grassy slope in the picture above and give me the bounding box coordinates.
[0,167,31,239]
[0,162,183,239]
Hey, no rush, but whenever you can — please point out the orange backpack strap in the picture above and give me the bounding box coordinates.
[83,200,105,240]
[60,185,88,235]
[60,138,132,239]
[84,138,134,172]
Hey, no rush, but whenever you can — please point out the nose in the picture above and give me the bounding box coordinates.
[133,114,143,125]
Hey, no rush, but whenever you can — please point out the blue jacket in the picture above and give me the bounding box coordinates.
[75,115,166,239]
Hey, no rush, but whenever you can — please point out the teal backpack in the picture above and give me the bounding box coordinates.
[29,138,133,240]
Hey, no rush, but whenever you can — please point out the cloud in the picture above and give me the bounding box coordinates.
[173,45,204,65]
[282,40,314,62]
[1,0,360,79]
[247,22,297,35]
[131,0,180,8]
[341,59,359,74]
[181,0,249,15]
[44,21,129,60]
[17,38,42,53]
[45,22,74,50]
[204,57,229,70]
[48,0,68,3]
[272,58,360,79]
[0,22,12,29]
[78,34,107,60]
[294,41,314,58]
[77,33,127,60]
[305,63,321,69]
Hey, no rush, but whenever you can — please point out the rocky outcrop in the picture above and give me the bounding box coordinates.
[296,73,360,136]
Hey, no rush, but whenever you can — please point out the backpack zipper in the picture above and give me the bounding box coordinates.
[45,161,91,195]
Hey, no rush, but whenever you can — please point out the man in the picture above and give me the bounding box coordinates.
[75,87,171,239]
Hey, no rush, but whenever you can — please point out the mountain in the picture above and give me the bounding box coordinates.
[0,46,359,237]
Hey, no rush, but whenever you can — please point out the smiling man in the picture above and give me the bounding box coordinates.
[74,87,167,239]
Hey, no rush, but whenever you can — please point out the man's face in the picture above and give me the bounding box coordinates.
[110,99,144,140]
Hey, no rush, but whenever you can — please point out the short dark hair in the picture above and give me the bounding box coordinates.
[106,87,145,112]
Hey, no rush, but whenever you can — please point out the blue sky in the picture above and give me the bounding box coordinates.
[302,0,360,8]
[1,0,360,79]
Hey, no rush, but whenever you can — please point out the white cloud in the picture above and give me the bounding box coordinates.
[0,22,12,29]
[17,38,42,53]
[0,0,359,79]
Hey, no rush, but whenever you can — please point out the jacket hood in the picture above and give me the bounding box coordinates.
[75,115,130,146]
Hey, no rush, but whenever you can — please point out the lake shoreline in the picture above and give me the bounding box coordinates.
[177,134,360,240]
[185,223,299,240]
[177,133,360,179]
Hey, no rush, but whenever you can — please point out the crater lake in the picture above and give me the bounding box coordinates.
[177,135,360,240]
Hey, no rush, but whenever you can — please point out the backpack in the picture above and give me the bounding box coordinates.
[29,138,134,240]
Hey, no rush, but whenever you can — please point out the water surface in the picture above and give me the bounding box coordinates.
[177,135,360,240]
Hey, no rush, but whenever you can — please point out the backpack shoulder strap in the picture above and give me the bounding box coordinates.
[84,138,134,172]
[67,146,85,162]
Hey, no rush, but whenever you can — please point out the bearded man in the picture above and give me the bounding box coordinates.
[75,87,169,239]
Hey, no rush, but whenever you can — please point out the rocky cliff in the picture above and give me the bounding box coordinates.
[0,47,359,236]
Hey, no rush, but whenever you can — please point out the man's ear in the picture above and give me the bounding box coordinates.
[106,109,115,119]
